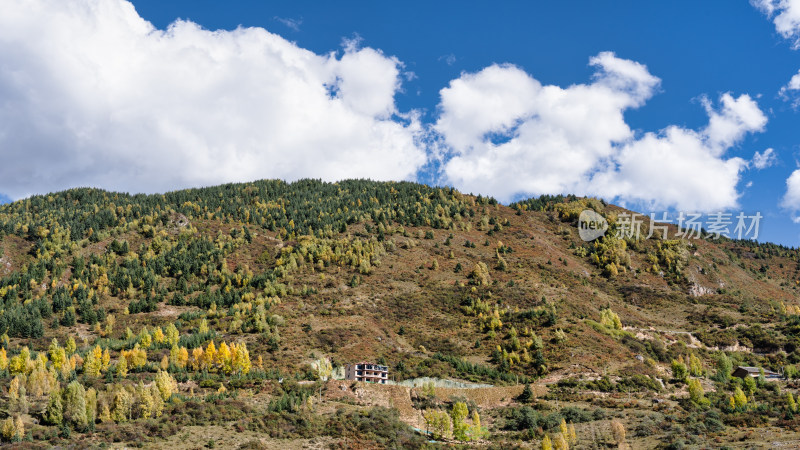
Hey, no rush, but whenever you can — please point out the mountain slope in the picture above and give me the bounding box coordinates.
[1,179,800,447]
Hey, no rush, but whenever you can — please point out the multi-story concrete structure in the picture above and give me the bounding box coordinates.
[345,362,389,384]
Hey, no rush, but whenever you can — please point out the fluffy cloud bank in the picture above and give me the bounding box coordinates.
[436,54,766,211]
[0,0,770,213]
[782,170,800,218]
[0,0,426,199]
[753,0,800,48]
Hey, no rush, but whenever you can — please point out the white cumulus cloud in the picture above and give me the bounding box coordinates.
[779,69,800,106]
[0,0,427,199]
[592,94,765,212]
[436,54,767,212]
[753,0,800,48]
[784,70,800,90]
[437,52,660,202]
[752,148,778,169]
[781,169,800,219]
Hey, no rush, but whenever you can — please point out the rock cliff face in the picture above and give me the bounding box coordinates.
[689,283,715,297]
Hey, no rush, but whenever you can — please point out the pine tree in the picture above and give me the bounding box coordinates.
[116,356,128,378]
[59,354,74,379]
[671,359,688,382]
[451,401,469,441]
[8,346,30,374]
[688,379,709,406]
[715,353,732,382]
[559,418,569,439]
[178,347,189,369]
[101,348,111,373]
[49,338,66,371]
[192,347,204,370]
[733,386,748,409]
[135,382,155,419]
[16,385,29,414]
[45,389,63,426]
[8,376,22,412]
[150,384,164,418]
[203,341,217,370]
[553,433,569,450]
[152,327,165,345]
[600,308,622,330]
[165,323,180,347]
[28,366,49,398]
[0,416,21,442]
[517,384,534,403]
[169,345,180,367]
[688,353,703,377]
[111,387,132,423]
[541,435,553,450]
[217,342,232,374]
[86,388,98,426]
[99,403,112,423]
[66,337,76,355]
[63,380,88,428]
[84,345,103,377]
[13,416,23,442]
[139,327,152,348]
[231,342,251,375]
[155,370,176,401]
[104,314,115,336]
[744,375,757,397]
[0,417,13,442]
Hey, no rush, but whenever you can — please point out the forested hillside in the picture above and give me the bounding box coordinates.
[2,179,800,448]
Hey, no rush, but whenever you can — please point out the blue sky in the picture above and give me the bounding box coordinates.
[1,0,800,245]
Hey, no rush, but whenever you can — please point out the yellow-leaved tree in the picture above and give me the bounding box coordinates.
[191,347,204,370]
[116,356,128,378]
[178,347,189,369]
[154,370,177,401]
[216,342,232,374]
[48,339,65,371]
[203,341,217,370]
[152,327,165,345]
[231,342,251,375]
[84,345,104,377]
[66,337,76,355]
[165,323,180,347]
